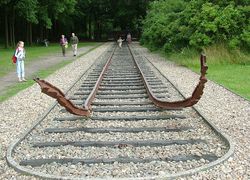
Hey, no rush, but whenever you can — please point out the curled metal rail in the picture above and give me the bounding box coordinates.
[128,45,208,109]
[34,45,207,115]
[34,78,90,116]
[34,46,117,117]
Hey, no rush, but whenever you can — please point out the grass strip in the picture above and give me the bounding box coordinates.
[0,43,103,102]
[0,42,100,77]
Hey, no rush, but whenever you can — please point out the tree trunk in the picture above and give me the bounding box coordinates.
[9,14,15,47]
[100,23,102,40]
[88,15,92,39]
[93,15,97,40]
[26,22,29,45]
[83,16,87,39]
[40,24,44,40]
[12,9,15,47]
[4,7,9,48]
[9,19,13,47]
[29,23,33,45]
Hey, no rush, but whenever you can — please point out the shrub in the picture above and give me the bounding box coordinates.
[141,0,250,52]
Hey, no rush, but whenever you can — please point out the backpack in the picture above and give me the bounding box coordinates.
[12,48,19,64]
[12,55,17,63]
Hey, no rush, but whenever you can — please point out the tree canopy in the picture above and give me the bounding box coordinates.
[0,0,150,47]
[140,0,250,51]
[1,0,249,51]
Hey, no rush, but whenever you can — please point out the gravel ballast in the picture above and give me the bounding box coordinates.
[0,42,249,179]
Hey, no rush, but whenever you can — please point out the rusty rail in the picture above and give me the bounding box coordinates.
[34,46,116,116]
[128,45,208,109]
[34,78,90,116]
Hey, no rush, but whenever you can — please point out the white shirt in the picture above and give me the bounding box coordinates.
[15,47,25,60]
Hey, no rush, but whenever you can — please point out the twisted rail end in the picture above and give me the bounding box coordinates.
[34,78,90,117]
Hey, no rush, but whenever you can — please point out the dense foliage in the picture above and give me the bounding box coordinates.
[141,0,250,51]
[0,0,150,47]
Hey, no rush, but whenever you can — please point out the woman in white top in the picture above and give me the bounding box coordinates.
[15,41,26,82]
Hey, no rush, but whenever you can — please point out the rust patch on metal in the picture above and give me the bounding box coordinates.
[34,78,90,116]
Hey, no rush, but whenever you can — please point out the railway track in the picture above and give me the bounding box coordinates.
[7,43,233,179]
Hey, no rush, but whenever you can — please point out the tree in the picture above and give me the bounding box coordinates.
[141,0,250,51]
[0,0,11,47]
[15,0,39,45]
[0,0,149,46]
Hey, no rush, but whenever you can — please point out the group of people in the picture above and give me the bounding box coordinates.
[14,33,79,82]
[60,33,79,57]
[14,32,130,82]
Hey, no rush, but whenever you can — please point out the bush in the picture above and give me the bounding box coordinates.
[141,0,250,52]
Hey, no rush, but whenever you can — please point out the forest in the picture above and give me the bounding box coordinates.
[0,0,249,52]
[0,0,149,47]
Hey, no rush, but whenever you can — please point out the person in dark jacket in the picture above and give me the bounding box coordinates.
[70,33,79,56]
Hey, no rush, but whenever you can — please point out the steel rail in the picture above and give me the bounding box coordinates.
[128,44,208,109]
[83,46,117,110]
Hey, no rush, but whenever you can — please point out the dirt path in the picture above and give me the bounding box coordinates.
[0,46,96,96]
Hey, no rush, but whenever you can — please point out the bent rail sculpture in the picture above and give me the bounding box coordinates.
[133,53,208,109]
[34,78,90,116]
[34,50,208,116]
[34,46,116,117]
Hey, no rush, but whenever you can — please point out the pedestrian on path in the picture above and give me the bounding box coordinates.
[117,37,124,48]
[127,33,132,44]
[70,33,79,56]
[15,41,27,82]
[60,35,68,56]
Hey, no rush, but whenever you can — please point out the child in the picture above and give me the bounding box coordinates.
[117,37,124,48]
[15,41,26,82]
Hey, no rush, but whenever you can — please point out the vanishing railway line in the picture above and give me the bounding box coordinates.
[7,43,233,179]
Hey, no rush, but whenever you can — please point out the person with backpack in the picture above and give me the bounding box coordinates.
[60,35,68,56]
[15,41,27,82]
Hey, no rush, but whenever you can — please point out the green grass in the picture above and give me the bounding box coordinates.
[0,42,100,77]
[0,61,71,102]
[205,64,250,100]
[163,44,250,100]
[0,42,102,102]
[135,43,250,100]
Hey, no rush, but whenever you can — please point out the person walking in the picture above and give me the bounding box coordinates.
[127,33,132,44]
[117,37,124,48]
[60,35,68,56]
[15,41,27,82]
[70,33,79,56]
